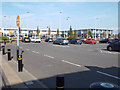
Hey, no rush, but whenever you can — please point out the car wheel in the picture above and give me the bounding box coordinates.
[79,42,82,45]
[108,46,112,51]
[75,42,77,44]
[59,43,62,45]
[90,42,93,44]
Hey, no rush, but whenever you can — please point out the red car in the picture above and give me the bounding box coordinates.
[84,39,96,44]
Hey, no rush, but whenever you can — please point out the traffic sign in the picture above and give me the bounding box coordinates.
[16,15,20,27]
[9,30,13,33]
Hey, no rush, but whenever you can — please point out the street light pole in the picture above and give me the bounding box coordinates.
[66,17,70,37]
[26,11,30,36]
[59,12,62,37]
[95,18,99,40]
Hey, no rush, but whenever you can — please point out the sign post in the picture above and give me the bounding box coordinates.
[16,15,20,60]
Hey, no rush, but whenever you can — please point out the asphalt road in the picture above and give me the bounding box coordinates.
[5,42,120,88]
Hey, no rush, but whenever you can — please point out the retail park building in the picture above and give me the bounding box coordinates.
[0,27,113,39]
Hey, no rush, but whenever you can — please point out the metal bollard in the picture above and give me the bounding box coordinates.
[17,49,19,61]
[56,75,64,90]
[0,43,1,51]
[18,55,23,72]
[7,49,11,61]
[4,41,6,45]
[89,82,120,90]
[2,46,5,55]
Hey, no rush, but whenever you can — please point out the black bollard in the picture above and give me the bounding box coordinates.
[18,55,23,72]
[4,41,6,45]
[89,82,120,90]
[2,46,5,55]
[56,75,64,90]
[0,43,1,51]
[17,49,19,61]
[7,49,11,61]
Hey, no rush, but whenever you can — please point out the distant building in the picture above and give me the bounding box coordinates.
[0,27,113,39]
[62,29,113,39]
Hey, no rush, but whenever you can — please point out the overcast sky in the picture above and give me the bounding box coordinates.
[1,1,119,34]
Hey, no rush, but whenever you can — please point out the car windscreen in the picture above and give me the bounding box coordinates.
[25,37,29,39]
[87,39,91,40]
[92,39,95,40]
[36,38,39,39]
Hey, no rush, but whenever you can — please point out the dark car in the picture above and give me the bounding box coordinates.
[22,37,30,43]
[107,40,120,51]
[45,38,53,42]
[99,38,113,43]
[41,36,46,39]
[112,38,120,43]
[53,38,69,45]
[69,39,82,45]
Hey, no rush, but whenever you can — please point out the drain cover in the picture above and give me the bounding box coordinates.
[25,81,34,85]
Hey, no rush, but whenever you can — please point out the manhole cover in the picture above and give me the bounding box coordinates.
[25,81,34,85]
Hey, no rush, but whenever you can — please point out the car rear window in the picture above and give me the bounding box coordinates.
[92,39,95,40]
[62,39,67,40]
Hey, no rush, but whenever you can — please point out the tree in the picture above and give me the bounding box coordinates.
[37,26,40,36]
[118,33,120,39]
[103,31,106,38]
[57,28,59,37]
[88,30,92,38]
[69,26,73,38]
[74,30,77,38]
[84,34,87,38]
[19,27,21,34]
[96,33,99,38]
[48,27,51,35]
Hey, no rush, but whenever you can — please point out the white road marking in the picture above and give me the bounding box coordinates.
[36,52,39,54]
[12,60,48,88]
[61,60,81,67]
[53,45,69,47]
[32,51,36,53]
[26,49,30,51]
[100,49,119,54]
[32,51,39,54]
[44,54,54,59]
[97,71,120,80]
[20,47,23,49]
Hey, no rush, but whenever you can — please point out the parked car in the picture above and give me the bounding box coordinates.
[34,37,41,43]
[22,37,30,43]
[9,35,15,39]
[107,40,120,51]
[31,37,35,42]
[45,38,53,42]
[112,38,120,43]
[99,38,113,43]
[41,36,46,39]
[31,37,41,43]
[84,39,96,44]
[69,39,82,45]
[79,38,86,42]
[53,38,69,45]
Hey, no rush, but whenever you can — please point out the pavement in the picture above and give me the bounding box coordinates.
[0,44,49,89]
[0,42,120,89]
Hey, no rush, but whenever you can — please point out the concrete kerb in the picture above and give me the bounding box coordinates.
[0,53,28,88]
[0,45,48,89]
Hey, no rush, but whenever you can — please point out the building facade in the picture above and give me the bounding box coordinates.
[0,27,113,39]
